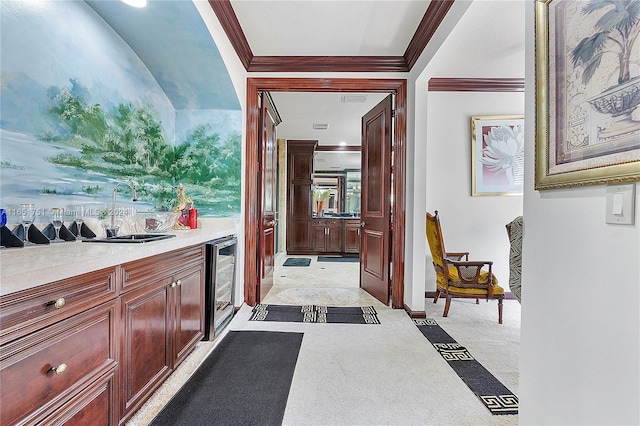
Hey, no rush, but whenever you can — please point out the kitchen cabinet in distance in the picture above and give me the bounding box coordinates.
[286,140,317,253]
[312,218,343,253]
[344,219,361,254]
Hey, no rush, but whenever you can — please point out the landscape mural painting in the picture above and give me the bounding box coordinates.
[0,0,242,229]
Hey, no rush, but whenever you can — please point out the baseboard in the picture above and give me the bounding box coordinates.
[425,291,517,300]
[403,304,426,318]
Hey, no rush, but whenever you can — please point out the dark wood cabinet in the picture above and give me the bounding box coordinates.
[312,219,343,253]
[46,369,117,426]
[0,245,205,426]
[119,278,172,422]
[285,140,361,256]
[173,265,205,366]
[286,140,317,253]
[119,246,204,424]
[0,295,118,426]
[344,219,361,254]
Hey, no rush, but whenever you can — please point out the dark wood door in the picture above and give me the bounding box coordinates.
[360,95,393,304]
[258,93,280,302]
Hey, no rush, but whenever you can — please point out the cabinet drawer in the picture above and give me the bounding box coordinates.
[313,219,342,227]
[121,245,204,292]
[44,369,116,426]
[0,302,117,426]
[0,267,117,345]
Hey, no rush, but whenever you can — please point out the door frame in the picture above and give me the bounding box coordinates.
[244,78,407,309]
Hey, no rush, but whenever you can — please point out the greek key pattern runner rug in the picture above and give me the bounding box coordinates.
[414,318,518,415]
[250,304,380,324]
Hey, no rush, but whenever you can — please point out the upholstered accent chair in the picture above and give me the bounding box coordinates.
[505,216,523,303]
[426,211,505,324]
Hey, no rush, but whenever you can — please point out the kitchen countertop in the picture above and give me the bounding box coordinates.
[311,216,360,219]
[0,218,239,296]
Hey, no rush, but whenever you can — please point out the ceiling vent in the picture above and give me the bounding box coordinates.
[313,123,329,130]
[341,94,367,103]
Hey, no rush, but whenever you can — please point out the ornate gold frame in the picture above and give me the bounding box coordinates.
[535,0,640,190]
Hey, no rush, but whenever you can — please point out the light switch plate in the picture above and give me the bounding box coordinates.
[606,183,636,225]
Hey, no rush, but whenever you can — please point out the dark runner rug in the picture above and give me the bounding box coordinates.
[317,256,359,263]
[149,331,303,426]
[283,257,311,267]
[414,318,518,415]
[250,304,380,324]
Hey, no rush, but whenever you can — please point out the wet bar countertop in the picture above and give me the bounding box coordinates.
[0,218,239,296]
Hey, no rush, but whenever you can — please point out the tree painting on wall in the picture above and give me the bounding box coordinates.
[43,80,241,214]
[0,0,242,222]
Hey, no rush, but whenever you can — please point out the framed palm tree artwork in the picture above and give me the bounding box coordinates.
[535,0,640,190]
[471,115,525,196]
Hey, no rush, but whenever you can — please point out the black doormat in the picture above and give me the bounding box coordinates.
[250,304,380,324]
[150,331,303,426]
[414,318,518,415]
[283,257,311,266]
[317,256,359,262]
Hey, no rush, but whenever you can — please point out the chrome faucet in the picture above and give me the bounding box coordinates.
[111,181,138,228]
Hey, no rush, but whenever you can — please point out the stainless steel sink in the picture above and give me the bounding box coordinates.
[83,233,176,243]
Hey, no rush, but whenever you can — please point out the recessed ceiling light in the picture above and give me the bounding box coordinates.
[121,0,148,8]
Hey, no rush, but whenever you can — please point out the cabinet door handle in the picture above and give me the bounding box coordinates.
[50,363,67,376]
[176,280,182,286]
[170,282,177,288]
[360,221,366,228]
[47,297,66,309]
[357,228,360,236]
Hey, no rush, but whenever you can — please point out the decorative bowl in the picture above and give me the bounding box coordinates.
[135,211,180,233]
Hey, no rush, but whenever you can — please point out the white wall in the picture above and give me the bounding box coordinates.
[406,0,473,311]
[425,91,524,289]
[407,0,525,310]
[519,2,640,424]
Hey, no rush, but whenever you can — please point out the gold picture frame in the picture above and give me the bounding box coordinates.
[471,115,524,196]
[535,0,640,190]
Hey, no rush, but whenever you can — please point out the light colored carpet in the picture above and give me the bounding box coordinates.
[127,256,520,426]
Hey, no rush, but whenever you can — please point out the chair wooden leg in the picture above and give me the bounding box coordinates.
[498,297,503,324]
[433,290,440,303]
[475,298,479,304]
[443,295,452,317]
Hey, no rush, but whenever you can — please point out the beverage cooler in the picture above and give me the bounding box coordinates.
[203,235,237,340]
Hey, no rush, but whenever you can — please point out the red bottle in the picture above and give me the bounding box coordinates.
[189,207,198,229]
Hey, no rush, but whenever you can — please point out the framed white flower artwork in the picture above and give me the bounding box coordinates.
[471,115,524,196]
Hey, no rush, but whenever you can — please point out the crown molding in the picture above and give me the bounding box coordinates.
[428,78,525,92]
[208,0,253,69]
[209,0,453,73]
[404,0,455,70]
[247,56,408,73]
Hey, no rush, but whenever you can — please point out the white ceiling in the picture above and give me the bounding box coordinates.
[230,0,431,56]
[236,0,526,171]
[230,1,431,169]
[270,92,387,146]
[270,91,387,171]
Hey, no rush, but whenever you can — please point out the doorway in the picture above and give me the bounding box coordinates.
[243,78,407,309]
